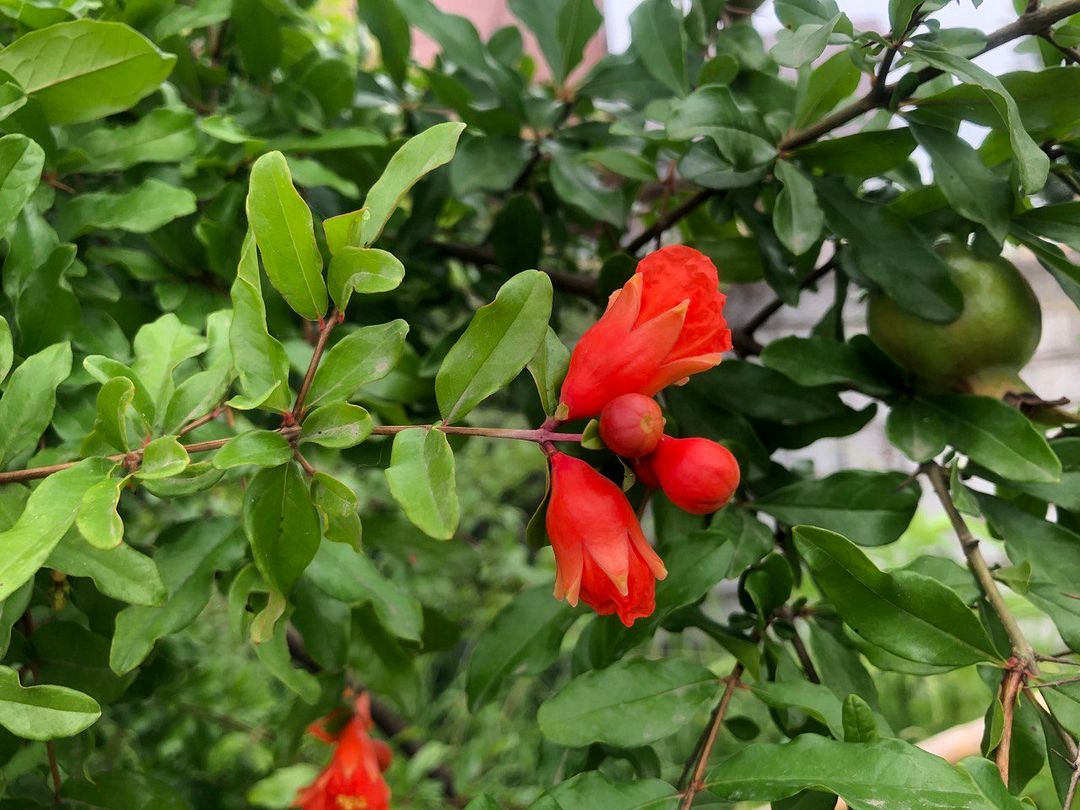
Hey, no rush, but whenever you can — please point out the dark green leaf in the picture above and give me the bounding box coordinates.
[213,430,293,470]
[306,320,409,409]
[0,341,71,467]
[629,0,688,95]
[244,464,320,594]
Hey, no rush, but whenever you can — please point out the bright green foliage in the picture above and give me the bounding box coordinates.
[0,1,1079,808]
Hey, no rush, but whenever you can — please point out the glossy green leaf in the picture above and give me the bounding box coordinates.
[55,178,197,239]
[246,151,327,321]
[361,121,466,245]
[756,471,920,547]
[162,311,235,434]
[327,247,405,310]
[48,532,166,607]
[384,428,458,540]
[772,14,844,68]
[0,134,44,233]
[243,464,320,594]
[0,341,72,467]
[61,772,188,810]
[93,377,137,452]
[538,658,718,748]
[761,336,895,397]
[213,430,293,470]
[529,772,678,810]
[229,231,292,413]
[886,399,948,463]
[135,436,190,481]
[794,526,998,667]
[76,477,126,550]
[509,0,601,83]
[467,586,576,710]
[299,403,373,449]
[706,736,1022,809]
[629,0,687,95]
[132,313,207,420]
[842,694,880,743]
[0,665,100,741]
[436,270,553,424]
[0,20,176,124]
[922,395,1061,484]
[0,315,10,383]
[751,680,847,739]
[358,0,409,86]
[792,129,916,179]
[76,108,198,172]
[306,320,409,409]
[792,50,861,130]
[773,160,824,256]
[0,458,113,602]
[527,327,571,417]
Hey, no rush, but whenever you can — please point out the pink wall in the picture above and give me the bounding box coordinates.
[410,0,607,82]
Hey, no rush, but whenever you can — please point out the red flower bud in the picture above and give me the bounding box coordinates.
[295,694,392,810]
[631,454,661,489]
[599,394,665,458]
[558,246,731,420]
[545,452,667,626]
[649,436,740,514]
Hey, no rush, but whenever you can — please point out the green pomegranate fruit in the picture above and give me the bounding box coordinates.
[867,243,1042,396]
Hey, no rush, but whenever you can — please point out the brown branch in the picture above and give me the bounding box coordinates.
[779,0,1080,152]
[287,629,462,805]
[731,259,837,356]
[790,629,821,685]
[997,668,1024,785]
[622,188,715,255]
[680,663,743,810]
[292,310,340,420]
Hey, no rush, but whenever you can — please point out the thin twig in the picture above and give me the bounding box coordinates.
[680,664,743,810]
[998,668,1024,785]
[790,629,821,684]
[292,310,340,420]
[429,241,598,297]
[1032,675,1080,690]
[623,188,715,255]
[46,741,61,804]
[731,260,836,356]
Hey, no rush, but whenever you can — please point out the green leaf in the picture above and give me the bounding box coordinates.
[550,152,627,226]
[527,327,571,417]
[772,14,844,68]
[358,0,409,86]
[792,129,916,179]
[436,270,553,424]
[76,108,198,172]
[229,231,292,413]
[467,586,576,710]
[139,460,225,498]
[385,428,459,540]
[751,680,847,739]
[93,377,137,452]
[56,178,197,239]
[61,772,188,810]
[977,493,1080,595]
[110,520,238,674]
[47,532,166,607]
[756,471,920,547]
[0,134,44,233]
[814,179,962,323]
[539,658,718,748]
[299,403,373,449]
[0,459,112,602]
[132,313,207,420]
[773,160,824,256]
[306,320,409,409]
[529,772,678,810]
[0,664,100,741]
[135,436,190,481]
[910,45,1049,193]
[886,399,947,463]
[0,315,10,383]
[0,580,31,658]
[327,247,405,310]
[244,464,320,594]
[509,0,601,83]
[213,430,293,470]
[306,540,423,642]
[706,736,1022,809]
[232,0,281,79]
[921,395,1061,484]
[76,477,126,550]
[792,50,861,130]
[246,151,327,321]
[361,121,466,245]
[0,20,176,124]
[0,341,71,467]
[760,336,895,397]
[909,122,1012,243]
[163,310,235,434]
[794,526,998,667]
[842,694,880,743]
[248,765,322,810]
[668,86,777,169]
[972,437,1080,511]
[698,361,850,424]
[629,0,688,95]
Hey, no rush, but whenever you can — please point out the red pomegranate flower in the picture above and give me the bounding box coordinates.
[545,452,667,626]
[557,245,731,420]
[295,694,393,810]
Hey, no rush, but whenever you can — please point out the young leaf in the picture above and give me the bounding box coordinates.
[0,315,10,384]
[527,327,571,417]
[213,430,294,470]
[0,458,114,602]
[131,314,207,421]
[0,134,44,233]
[436,270,553,424]
[773,160,824,256]
[229,231,292,413]
[0,341,72,467]
[327,247,405,310]
[842,694,881,743]
[135,437,190,481]
[246,151,327,321]
[306,320,409,410]
[384,428,459,541]
[771,14,844,68]
[0,20,176,124]
[244,464,320,594]
[93,377,137,452]
[76,477,127,550]
[0,665,100,741]
[299,403,374,449]
[538,658,718,748]
[361,122,466,245]
[794,526,998,667]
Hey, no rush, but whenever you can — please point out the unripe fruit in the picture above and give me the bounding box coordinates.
[650,436,740,514]
[867,244,1041,393]
[599,394,665,458]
